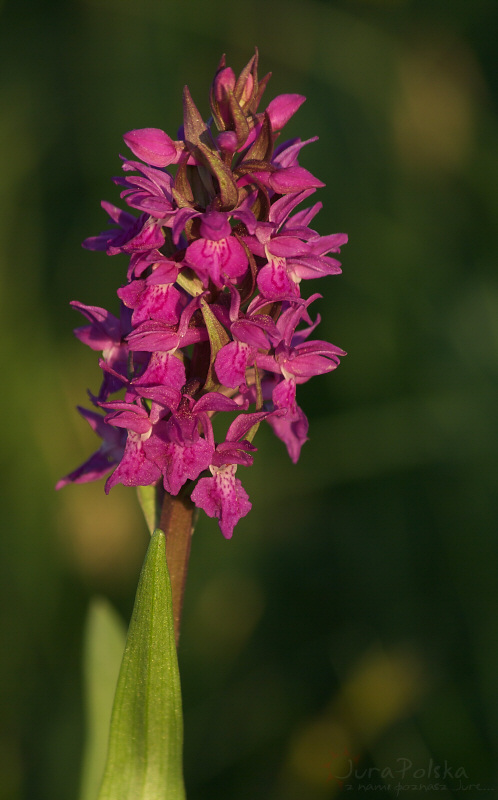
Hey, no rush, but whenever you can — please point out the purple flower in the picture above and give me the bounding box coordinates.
[241,190,347,299]
[58,50,347,538]
[117,274,184,326]
[184,211,248,288]
[143,391,243,495]
[191,410,273,538]
[213,288,279,388]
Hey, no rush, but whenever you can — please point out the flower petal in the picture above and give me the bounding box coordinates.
[214,341,253,389]
[191,465,251,539]
[105,432,161,492]
[123,128,181,167]
[266,94,306,131]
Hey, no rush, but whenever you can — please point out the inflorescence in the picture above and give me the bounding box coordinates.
[57,52,347,538]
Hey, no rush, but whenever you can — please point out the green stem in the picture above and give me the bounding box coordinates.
[159,490,196,646]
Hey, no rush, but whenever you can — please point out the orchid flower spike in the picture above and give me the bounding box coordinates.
[58,50,347,538]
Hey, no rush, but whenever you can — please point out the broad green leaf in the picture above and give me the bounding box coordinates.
[97,530,185,800]
[79,598,127,800]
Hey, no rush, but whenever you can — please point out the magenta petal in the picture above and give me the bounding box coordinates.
[191,465,251,539]
[266,94,306,130]
[231,319,272,349]
[73,326,113,351]
[104,409,152,435]
[129,283,184,326]
[272,378,298,415]
[289,256,342,280]
[55,451,116,489]
[123,128,179,167]
[145,436,213,495]
[269,166,325,194]
[212,444,255,468]
[133,352,186,391]
[120,161,174,192]
[172,208,201,244]
[167,440,213,495]
[257,259,296,300]
[126,321,180,353]
[267,405,309,464]
[268,378,308,462]
[134,385,181,411]
[127,250,169,280]
[101,201,136,226]
[108,216,165,255]
[185,237,248,287]
[82,231,117,251]
[310,232,348,254]
[267,236,310,258]
[193,392,243,414]
[199,210,231,241]
[226,410,276,442]
[105,432,161,492]
[287,202,322,229]
[147,261,179,285]
[124,193,173,217]
[295,340,347,358]
[71,302,121,350]
[285,353,340,379]
[117,280,146,310]
[218,131,238,153]
[269,189,316,226]
[213,66,236,107]
[76,406,111,439]
[273,136,318,168]
[214,342,253,389]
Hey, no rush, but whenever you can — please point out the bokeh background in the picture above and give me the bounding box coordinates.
[2,0,498,798]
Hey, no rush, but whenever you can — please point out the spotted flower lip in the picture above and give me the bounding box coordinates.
[184,225,249,288]
[58,50,347,538]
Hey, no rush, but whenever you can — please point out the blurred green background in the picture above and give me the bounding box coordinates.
[2,0,498,798]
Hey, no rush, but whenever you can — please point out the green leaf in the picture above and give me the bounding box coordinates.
[97,530,186,800]
[80,599,127,800]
